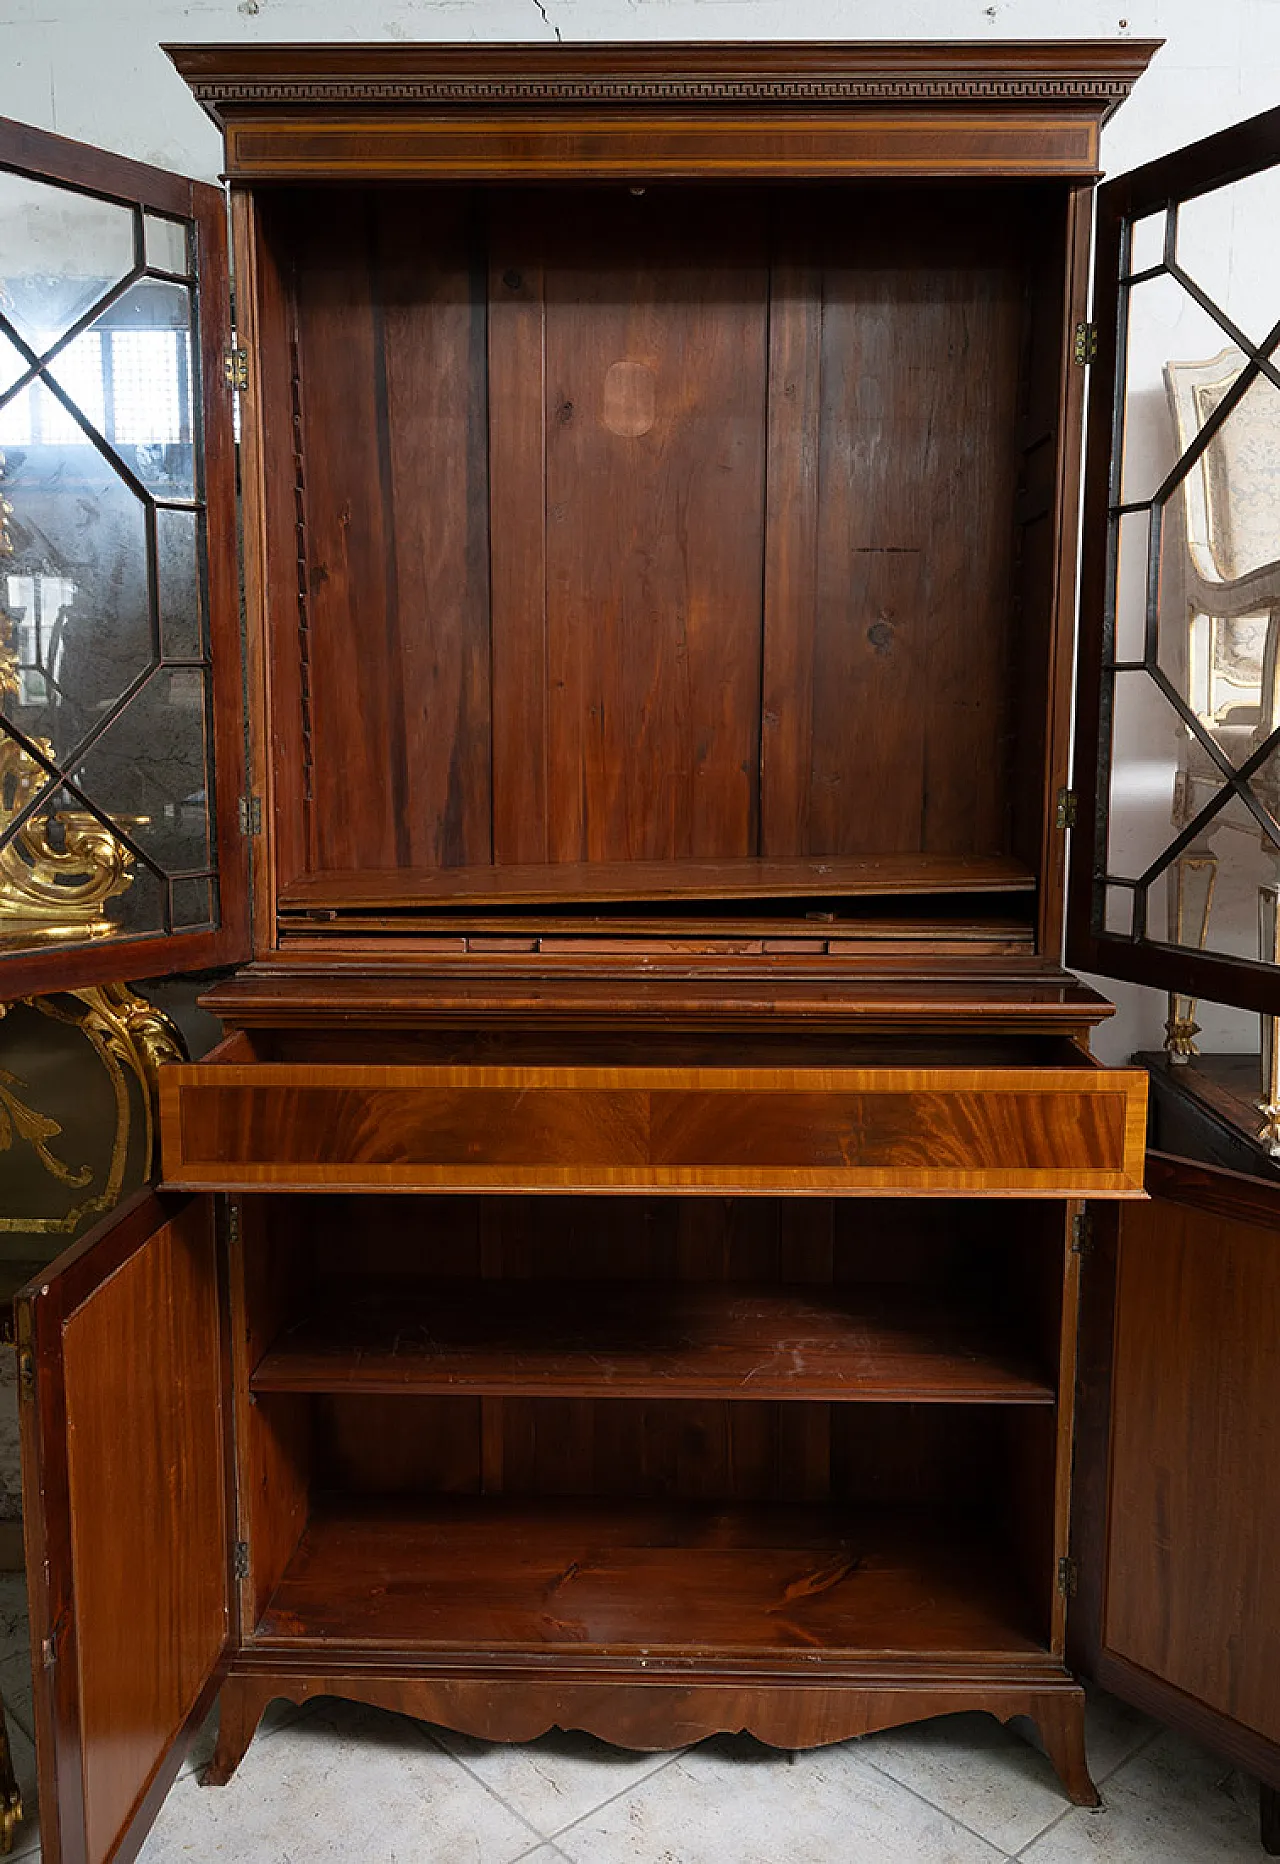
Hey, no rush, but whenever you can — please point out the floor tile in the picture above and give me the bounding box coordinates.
[430,1723,681,1837]
[554,1733,1005,1863]
[1081,1686,1161,1783]
[857,1709,1080,1853]
[1021,1727,1263,1863]
[135,1698,539,1864]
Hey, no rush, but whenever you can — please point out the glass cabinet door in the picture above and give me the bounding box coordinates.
[1071,106,1280,1024]
[0,119,246,996]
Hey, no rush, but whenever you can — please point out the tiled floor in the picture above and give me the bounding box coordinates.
[0,1572,1267,1862]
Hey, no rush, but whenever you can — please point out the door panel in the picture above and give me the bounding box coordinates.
[1070,105,1280,1015]
[1073,1152,1280,1785]
[17,1190,231,1864]
[0,118,248,998]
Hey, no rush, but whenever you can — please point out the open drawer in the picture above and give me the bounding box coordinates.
[159,1031,1148,1196]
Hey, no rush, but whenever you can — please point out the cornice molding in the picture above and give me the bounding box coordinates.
[166,41,1161,126]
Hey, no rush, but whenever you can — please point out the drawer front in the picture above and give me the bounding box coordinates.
[160,1064,1148,1195]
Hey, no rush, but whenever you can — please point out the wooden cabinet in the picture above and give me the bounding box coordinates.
[4,39,1280,1864]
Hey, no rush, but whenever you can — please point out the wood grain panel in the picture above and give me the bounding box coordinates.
[228,1199,310,1627]
[807,202,1022,857]
[1105,1192,1280,1745]
[276,851,1037,908]
[540,194,768,863]
[291,190,490,874]
[220,113,1102,181]
[161,1061,1147,1193]
[251,1280,1055,1402]
[47,1200,227,1864]
[760,255,822,855]
[208,1663,1094,1804]
[253,1496,1046,1658]
[489,204,549,863]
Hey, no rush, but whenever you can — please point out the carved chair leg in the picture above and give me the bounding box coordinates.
[1024,1691,1100,1808]
[1261,1780,1280,1856]
[203,1676,276,1788]
[1258,885,1280,1156]
[0,1705,21,1854]
[1165,851,1218,1064]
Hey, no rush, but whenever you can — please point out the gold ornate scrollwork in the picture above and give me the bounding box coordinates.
[0,456,139,947]
[0,983,186,1236]
[0,450,13,562]
[0,733,137,942]
[0,1700,21,1855]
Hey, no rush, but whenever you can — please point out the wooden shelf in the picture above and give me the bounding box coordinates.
[277,854,1038,913]
[255,1496,1047,1660]
[252,1282,1055,1404]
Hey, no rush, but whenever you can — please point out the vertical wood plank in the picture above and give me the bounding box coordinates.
[541,194,769,864]
[760,257,822,856]
[291,194,399,872]
[377,193,493,870]
[489,202,549,864]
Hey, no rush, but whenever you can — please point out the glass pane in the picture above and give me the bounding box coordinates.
[1176,165,1280,353]
[1166,742,1280,961]
[66,665,214,877]
[1106,669,1185,882]
[1105,884,1135,937]
[0,148,223,973]
[1127,208,1167,278]
[0,755,165,946]
[45,277,195,499]
[1119,271,1244,506]
[169,873,212,929]
[0,168,135,356]
[0,327,26,399]
[156,506,204,660]
[1113,507,1152,664]
[144,212,189,278]
[0,385,154,755]
[1154,360,1280,769]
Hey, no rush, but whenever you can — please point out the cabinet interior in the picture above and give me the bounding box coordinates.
[232,1194,1067,1660]
[252,177,1071,941]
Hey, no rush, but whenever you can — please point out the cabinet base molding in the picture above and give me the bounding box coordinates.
[205,1667,1099,1806]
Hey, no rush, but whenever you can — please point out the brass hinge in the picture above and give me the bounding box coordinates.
[16,1348,34,1403]
[1057,1555,1079,1598]
[223,346,249,392]
[233,1541,250,1581]
[225,1200,241,1247]
[1070,1210,1093,1257]
[1073,322,1098,366]
[41,1608,68,1670]
[1055,788,1078,831]
[238,794,262,837]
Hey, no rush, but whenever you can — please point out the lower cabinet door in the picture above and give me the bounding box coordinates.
[17,1189,232,1864]
[1073,1152,1280,1795]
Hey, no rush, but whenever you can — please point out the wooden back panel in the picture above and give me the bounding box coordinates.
[258,183,1064,903]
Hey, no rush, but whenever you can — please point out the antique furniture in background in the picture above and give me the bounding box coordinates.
[1159,347,1280,1147]
[2,42,1280,1864]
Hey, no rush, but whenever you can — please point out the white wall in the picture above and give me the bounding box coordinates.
[3,0,1278,1063]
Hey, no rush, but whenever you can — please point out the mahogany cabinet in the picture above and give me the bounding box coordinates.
[3,40,1280,1864]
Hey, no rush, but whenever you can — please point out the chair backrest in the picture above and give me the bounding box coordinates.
[1165,346,1280,584]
